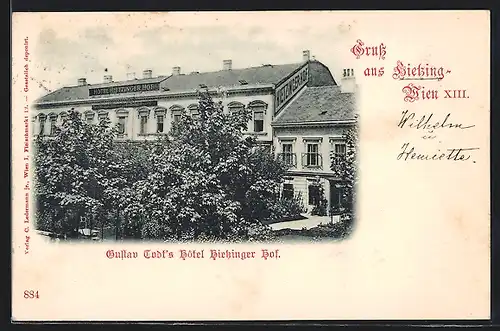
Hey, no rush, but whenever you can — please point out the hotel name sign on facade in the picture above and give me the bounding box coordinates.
[275,65,309,113]
[89,82,161,96]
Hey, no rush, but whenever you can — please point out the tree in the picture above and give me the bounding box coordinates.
[330,121,358,218]
[134,91,288,241]
[34,92,298,242]
[34,110,120,238]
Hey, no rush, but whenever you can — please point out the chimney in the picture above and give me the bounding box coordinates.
[126,72,136,80]
[223,59,232,70]
[77,78,87,86]
[143,69,153,79]
[172,66,181,76]
[340,68,356,93]
[103,74,113,83]
[302,50,310,62]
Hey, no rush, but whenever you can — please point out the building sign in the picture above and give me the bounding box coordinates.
[275,65,309,112]
[89,83,160,97]
[92,101,158,111]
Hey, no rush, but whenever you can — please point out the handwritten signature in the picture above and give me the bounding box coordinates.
[397,110,475,133]
[397,143,479,162]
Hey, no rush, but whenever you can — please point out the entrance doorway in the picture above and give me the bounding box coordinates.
[329,180,342,215]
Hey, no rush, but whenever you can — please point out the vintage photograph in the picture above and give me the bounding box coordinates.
[30,16,358,243]
[12,11,491,322]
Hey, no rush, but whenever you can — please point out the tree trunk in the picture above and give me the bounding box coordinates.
[89,214,93,241]
[115,210,120,240]
[101,220,104,241]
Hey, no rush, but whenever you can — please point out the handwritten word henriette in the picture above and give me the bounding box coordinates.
[397,143,479,162]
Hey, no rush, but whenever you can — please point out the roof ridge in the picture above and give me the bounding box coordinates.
[56,62,304,89]
[176,62,303,75]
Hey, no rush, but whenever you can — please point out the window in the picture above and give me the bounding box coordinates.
[49,116,57,135]
[262,145,272,154]
[85,112,95,124]
[188,104,199,120]
[170,105,184,123]
[248,100,267,133]
[228,102,245,115]
[60,112,68,123]
[253,110,264,132]
[281,143,296,166]
[283,183,294,200]
[98,112,109,123]
[308,184,320,205]
[172,110,181,123]
[335,143,346,156]
[191,109,199,120]
[140,115,148,134]
[39,116,46,136]
[331,140,346,165]
[306,143,320,167]
[156,115,164,133]
[117,116,126,135]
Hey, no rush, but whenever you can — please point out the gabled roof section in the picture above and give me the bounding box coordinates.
[272,86,356,125]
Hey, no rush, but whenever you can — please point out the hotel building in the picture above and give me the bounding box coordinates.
[32,50,356,214]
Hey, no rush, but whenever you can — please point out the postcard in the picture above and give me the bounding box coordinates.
[11,11,490,321]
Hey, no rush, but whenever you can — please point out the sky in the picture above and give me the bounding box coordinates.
[21,12,360,99]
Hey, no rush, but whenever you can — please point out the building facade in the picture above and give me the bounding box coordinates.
[33,50,356,215]
[272,71,356,214]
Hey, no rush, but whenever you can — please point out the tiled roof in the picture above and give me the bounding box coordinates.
[35,63,304,104]
[272,86,356,124]
[163,63,303,92]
